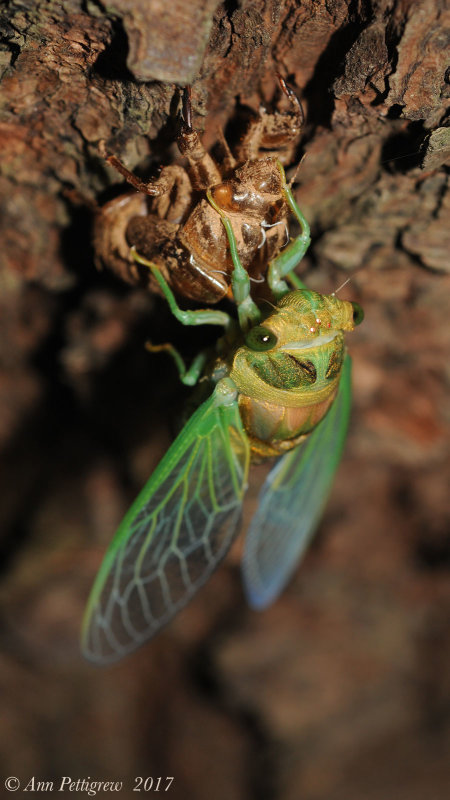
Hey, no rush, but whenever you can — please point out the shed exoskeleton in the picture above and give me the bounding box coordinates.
[94,77,304,304]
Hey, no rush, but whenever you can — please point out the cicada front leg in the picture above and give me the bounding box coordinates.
[267,161,311,299]
[206,191,262,333]
[145,342,210,386]
[177,87,222,190]
[235,74,304,165]
[99,140,193,222]
[131,249,232,329]
[132,248,234,386]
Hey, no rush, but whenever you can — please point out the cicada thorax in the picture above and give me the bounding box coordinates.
[229,290,357,459]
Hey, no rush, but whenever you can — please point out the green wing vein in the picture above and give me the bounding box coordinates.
[82,385,249,664]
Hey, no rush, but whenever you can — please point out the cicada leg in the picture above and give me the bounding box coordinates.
[133,248,232,385]
[206,191,261,333]
[235,75,304,164]
[286,271,308,291]
[145,342,209,386]
[267,162,311,299]
[131,248,232,328]
[178,87,222,190]
[99,140,191,204]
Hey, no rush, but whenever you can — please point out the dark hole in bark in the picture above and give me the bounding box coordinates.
[92,17,134,82]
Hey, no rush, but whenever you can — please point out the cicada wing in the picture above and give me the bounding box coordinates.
[82,383,250,664]
[242,354,352,609]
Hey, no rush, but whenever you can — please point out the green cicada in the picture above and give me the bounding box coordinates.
[82,162,363,664]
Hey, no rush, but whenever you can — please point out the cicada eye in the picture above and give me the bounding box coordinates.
[245,326,278,352]
[351,301,364,326]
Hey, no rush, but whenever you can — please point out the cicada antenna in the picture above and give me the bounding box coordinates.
[332,277,352,296]
[259,297,278,311]
[288,152,307,189]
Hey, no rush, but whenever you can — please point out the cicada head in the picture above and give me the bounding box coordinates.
[208,157,286,223]
[229,289,363,412]
[273,289,364,337]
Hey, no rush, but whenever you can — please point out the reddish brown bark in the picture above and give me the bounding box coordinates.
[0,1,449,798]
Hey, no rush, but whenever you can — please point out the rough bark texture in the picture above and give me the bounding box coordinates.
[1,1,449,798]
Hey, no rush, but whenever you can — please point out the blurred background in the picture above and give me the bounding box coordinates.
[1,1,449,798]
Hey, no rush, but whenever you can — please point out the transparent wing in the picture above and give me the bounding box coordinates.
[82,383,250,664]
[242,354,352,609]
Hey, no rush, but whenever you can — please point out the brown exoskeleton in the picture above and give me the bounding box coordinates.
[94,77,304,304]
